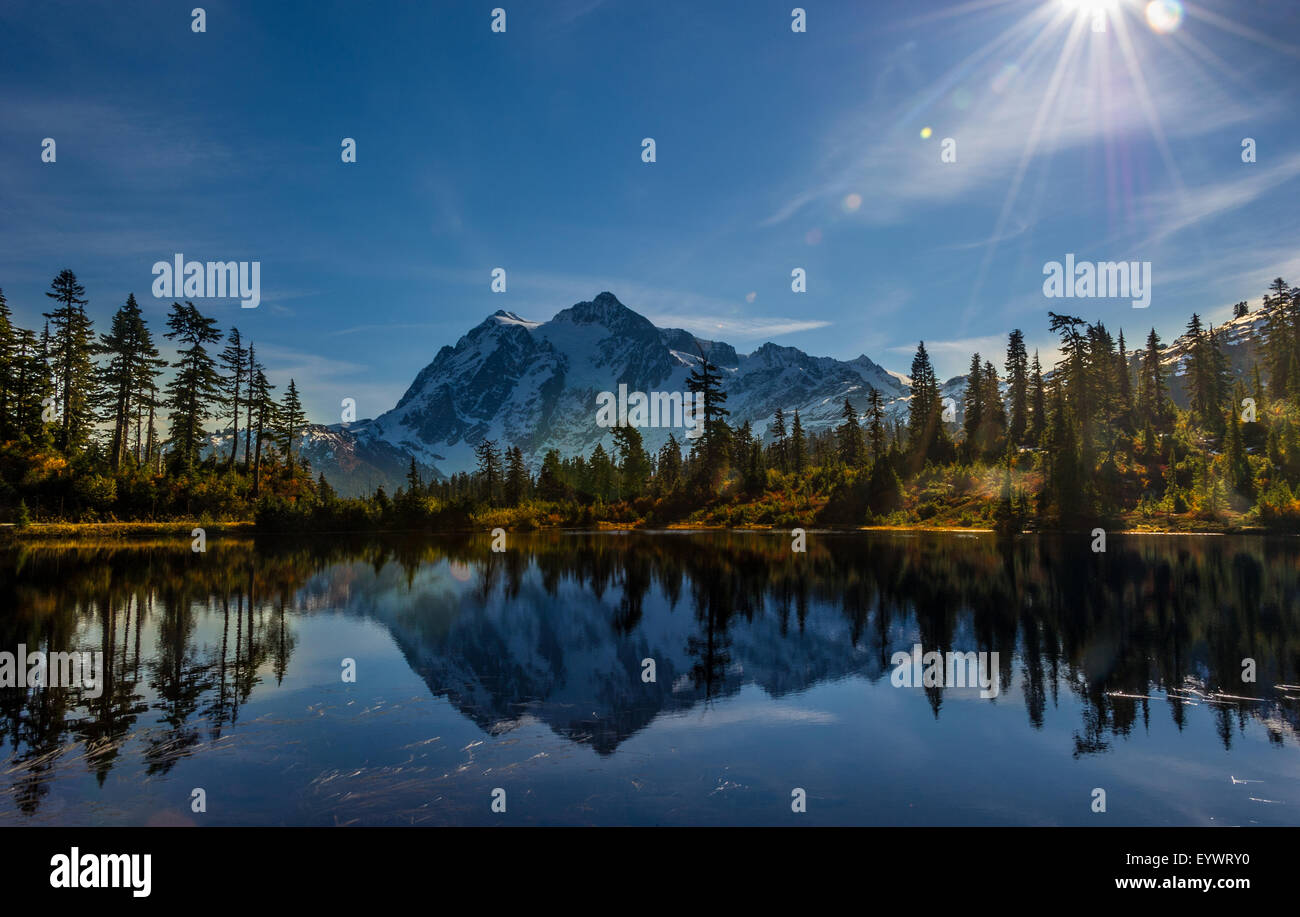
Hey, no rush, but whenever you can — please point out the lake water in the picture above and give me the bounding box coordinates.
[2,531,1298,826]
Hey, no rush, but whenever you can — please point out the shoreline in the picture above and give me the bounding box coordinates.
[0,520,1287,543]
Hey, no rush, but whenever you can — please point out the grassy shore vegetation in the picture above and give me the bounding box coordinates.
[5,273,1300,535]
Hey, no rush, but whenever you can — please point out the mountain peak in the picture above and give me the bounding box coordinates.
[490,309,539,328]
[553,292,657,336]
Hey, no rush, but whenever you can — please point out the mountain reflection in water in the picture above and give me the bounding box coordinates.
[2,532,1298,826]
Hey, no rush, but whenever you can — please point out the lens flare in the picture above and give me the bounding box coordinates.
[991,63,1020,94]
[920,126,933,139]
[1145,0,1184,33]
[842,193,863,212]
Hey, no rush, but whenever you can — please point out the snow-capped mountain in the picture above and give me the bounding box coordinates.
[237,291,1275,496]
[1157,302,1274,405]
[331,292,922,487]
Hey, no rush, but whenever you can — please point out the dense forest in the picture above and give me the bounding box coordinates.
[0,270,310,523]
[5,271,1300,533]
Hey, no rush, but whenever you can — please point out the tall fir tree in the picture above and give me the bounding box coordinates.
[866,387,886,462]
[250,366,277,495]
[906,341,942,460]
[163,301,223,472]
[43,269,97,451]
[611,422,651,498]
[1027,350,1046,444]
[218,327,249,472]
[790,409,807,475]
[0,289,16,439]
[962,352,984,454]
[279,378,307,482]
[97,294,153,469]
[1005,329,1029,445]
[686,345,732,488]
[769,407,788,472]
[837,398,863,466]
[504,446,530,505]
[244,342,266,472]
[474,438,503,505]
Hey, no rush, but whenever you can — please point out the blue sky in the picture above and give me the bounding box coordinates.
[2,0,1298,424]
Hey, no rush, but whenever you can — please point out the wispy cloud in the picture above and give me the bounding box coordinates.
[886,334,1008,357]
[1136,152,1300,246]
[646,314,831,338]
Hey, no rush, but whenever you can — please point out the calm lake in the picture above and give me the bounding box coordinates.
[2,531,1298,826]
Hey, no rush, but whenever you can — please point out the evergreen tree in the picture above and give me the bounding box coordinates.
[1042,380,1084,521]
[405,456,423,496]
[243,342,265,472]
[250,366,276,495]
[1048,312,1090,464]
[279,378,307,481]
[686,345,731,487]
[317,472,337,505]
[1186,313,1213,424]
[43,269,97,451]
[589,443,615,502]
[7,327,47,441]
[218,327,249,472]
[657,434,682,493]
[163,301,222,472]
[97,294,162,469]
[790,410,807,475]
[837,398,863,466]
[1138,328,1169,428]
[962,352,983,453]
[980,359,1005,456]
[504,446,530,505]
[1115,329,1133,429]
[769,407,788,472]
[537,448,569,501]
[1005,329,1029,445]
[0,288,14,439]
[866,387,886,462]
[143,380,160,471]
[906,341,942,460]
[611,423,651,498]
[131,314,166,465]
[1027,350,1046,444]
[1263,283,1293,399]
[474,438,503,505]
[1225,413,1253,498]
[743,432,766,493]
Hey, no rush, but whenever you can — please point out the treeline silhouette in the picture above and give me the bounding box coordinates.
[3,532,1298,814]
[0,271,313,522]
[8,272,1300,531]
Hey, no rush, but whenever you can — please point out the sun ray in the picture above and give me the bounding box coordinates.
[1182,1,1300,59]
[1111,6,1187,200]
[1166,25,1255,93]
[968,8,1089,313]
[891,0,1028,30]
[891,3,1059,134]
